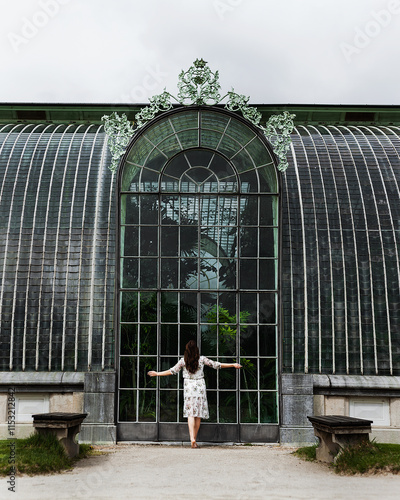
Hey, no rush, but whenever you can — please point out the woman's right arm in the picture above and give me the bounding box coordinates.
[148,369,172,377]
[148,357,185,377]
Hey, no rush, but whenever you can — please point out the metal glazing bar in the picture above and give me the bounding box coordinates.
[289,140,309,373]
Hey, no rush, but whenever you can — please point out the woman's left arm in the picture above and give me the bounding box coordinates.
[220,363,242,369]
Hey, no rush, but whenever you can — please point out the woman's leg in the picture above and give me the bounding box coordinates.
[187,417,196,446]
[194,417,201,441]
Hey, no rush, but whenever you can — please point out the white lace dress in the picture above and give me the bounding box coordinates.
[170,356,221,419]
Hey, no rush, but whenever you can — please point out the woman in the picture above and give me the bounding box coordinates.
[148,340,241,448]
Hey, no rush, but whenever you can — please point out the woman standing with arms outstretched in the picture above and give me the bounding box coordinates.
[148,340,241,448]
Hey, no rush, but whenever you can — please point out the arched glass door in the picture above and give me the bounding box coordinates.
[117,107,280,442]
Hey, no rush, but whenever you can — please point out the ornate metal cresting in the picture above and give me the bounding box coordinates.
[103,59,295,172]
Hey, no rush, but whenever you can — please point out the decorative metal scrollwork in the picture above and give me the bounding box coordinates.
[103,59,295,173]
[177,58,221,105]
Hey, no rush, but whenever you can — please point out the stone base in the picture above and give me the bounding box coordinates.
[280,426,316,446]
[80,424,117,444]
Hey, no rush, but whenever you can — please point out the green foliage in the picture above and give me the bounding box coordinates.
[293,444,318,461]
[294,441,400,475]
[0,433,94,476]
[334,441,400,475]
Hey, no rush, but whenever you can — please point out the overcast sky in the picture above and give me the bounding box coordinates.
[1,0,399,105]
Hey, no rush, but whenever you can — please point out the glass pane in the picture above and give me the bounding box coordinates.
[140,195,159,224]
[121,257,138,288]
[258,165,278,193]
[180,325,197,354]
[177,129,199,149]
[120,324,138,356]
[138,357,157,388]
[240,324,257,356]
[187,167,214,184]
[140,168,159,192]
[240,227,258,257]
[140,226,158,256]
[259,260,277,290]
[260,196,277,225]
[180,226,198,256]
[161,226,178,256]
[157,135,181,159]
[239,196,258,225]
[180,259,197,288]
[260,359,277,390]
[239,170,259,193]
[259,228,277,257]
[200,227,218,258]
[259,293,276,324]
[200,292,218,322]
[200,259,218,289]
[161,325,178,355]
[122,227,138,256]
[240,391,258,423]
[219,365,237,389]
[203,362,217,389]
[139,325,157,355]
[160,358,178,388]
[180,196,198,223]
[240,260,257,289]
[161,175,179,193]
[161,292,178,322]
[145,149,167,173]
[121,164,140,192]
[180,175,198,193]
[120,357,136,388]
[201,324,217,356]
[260,392,278,423]
[207,390,217,423]
[121,195,139,224]
[240,358,257,390]
[219,292,236,317]
[121,292,138,322]
[126,136,152,166]
[219,391,237,423]
[240,293,257,324]
[219,196,237,225]
[140,258,157,288]
[219,226,237,257]
[219,258,236,289]
[119,390,136,422]
[219,329,236,356]
[138,390,156,422]
[161,259,178,288]
[180,292,197,323]
[259,325,277,356]
[200,196,218,225]
[140,292,157,322]
[160,390,178,422]
[161,195,180,224]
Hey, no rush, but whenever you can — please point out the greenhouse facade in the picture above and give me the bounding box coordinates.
[0,99,400,444]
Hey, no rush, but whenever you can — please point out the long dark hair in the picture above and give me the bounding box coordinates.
[184,340,200,374]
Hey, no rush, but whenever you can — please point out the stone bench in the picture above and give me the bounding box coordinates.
[32,412,88,458]
[307,415,372,463]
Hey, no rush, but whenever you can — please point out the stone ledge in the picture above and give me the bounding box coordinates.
[0,372,85,392]
[313,375,400,396]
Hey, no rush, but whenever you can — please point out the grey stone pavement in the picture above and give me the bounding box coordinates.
[3,444,400,500]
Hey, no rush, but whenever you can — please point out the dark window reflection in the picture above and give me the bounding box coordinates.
[120,324,138,356]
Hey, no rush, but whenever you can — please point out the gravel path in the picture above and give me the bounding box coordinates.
[4,444,400,500]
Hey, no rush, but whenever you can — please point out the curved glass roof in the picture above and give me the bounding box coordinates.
[0,114,400,377]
